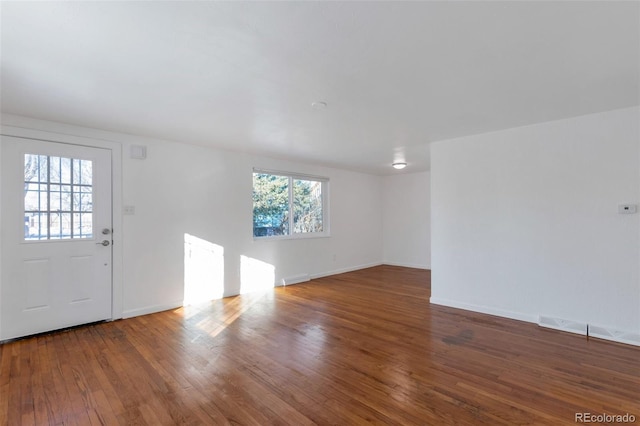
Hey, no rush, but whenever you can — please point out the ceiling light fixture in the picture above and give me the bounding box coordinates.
[392,162,407,170]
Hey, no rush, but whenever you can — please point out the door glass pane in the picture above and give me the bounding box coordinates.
[50,213,62,239]
[39,213,49,239]
[60,157,71,184]
[49,156,60,183]
[79,213,93,238]
[50,190,61,211]
[24,190,40,211]
[24,153,94,240]
[73,158,93,185]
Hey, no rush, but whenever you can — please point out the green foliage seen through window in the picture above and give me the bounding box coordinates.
[253,173,324,238]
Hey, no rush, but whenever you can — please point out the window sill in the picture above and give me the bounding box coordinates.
[253,233,331,242]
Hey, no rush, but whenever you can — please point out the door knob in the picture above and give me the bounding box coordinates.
[102,228,111,235]
[97,240,110,247]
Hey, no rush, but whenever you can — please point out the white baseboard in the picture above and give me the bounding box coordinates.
[122,301,183,319]
[382,261,430,270]
[281,274,310,286]
[429,298,640,347]
[310,262,383,280]
[429,297,537,323]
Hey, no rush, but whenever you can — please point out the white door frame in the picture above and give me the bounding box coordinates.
[0,124,124,332]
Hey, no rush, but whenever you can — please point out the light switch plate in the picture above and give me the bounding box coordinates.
[123,205,136,215]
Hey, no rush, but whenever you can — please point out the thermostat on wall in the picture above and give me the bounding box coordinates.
[618,204,638,214]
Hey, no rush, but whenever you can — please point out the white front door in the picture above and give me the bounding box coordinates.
[1,136,113,340]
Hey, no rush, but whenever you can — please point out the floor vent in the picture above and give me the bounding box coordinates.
[538,316,640,347]
[588,325,640,347]
[538,316,587,336]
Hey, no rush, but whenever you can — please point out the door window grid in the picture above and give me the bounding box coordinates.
[24,154,94,240]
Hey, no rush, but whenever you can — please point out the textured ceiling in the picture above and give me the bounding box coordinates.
[1,1,638,174]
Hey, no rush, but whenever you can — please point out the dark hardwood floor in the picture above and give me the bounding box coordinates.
[1,265,638,425]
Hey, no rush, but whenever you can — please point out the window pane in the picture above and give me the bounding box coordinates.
[81,160,92,185]
[73,158,81,184]
[50,190,61,211]
[39,155,47,182]
[24,191,40,211]
[71,212,93,238]
[73,192,92,212]
[72,212,81,237]
[24,212,46,240]
[39,213,49,239]
[293,179,323,233]
[39,191,48,211]
[24,155,35,179]
[49,213,62,239]
[23,154,94,241]
[252,173,289,237]
[49,156,60,183]
[60,157,71,184]
[61,189,72,212]
[80,213,93,238]
[39,156,48,182]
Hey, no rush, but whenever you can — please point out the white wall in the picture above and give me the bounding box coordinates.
[0,133,3,335]
[121,141,384,316]
[431,107,640,334]
[1,115,384,318]
[382,171,431,269]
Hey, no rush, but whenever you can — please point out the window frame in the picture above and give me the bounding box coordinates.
[252,168,330,241]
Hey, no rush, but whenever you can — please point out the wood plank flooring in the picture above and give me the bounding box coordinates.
[1,265,638,425]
